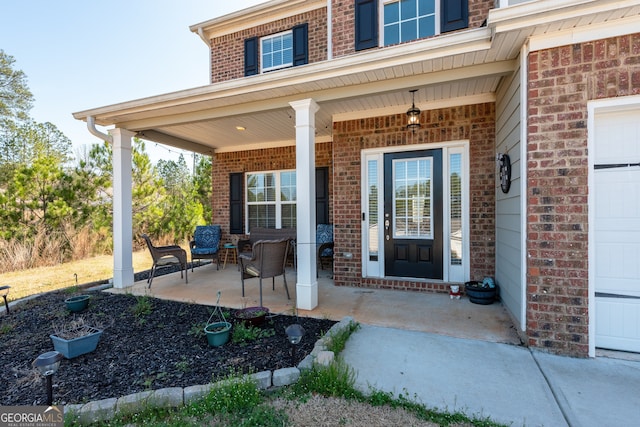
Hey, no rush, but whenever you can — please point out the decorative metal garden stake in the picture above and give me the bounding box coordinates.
[33,351,63,405]
[0,285,10,315]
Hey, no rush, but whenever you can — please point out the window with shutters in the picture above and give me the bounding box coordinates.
[383,0,438,46]
[261,31,293,72]
[245,25,308,76]
[355,0,468,50]
[246,170,297,231]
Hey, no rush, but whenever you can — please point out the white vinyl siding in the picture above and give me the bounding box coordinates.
[495,56,524,331]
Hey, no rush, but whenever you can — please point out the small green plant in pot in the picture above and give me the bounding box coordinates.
[204,292,231,347]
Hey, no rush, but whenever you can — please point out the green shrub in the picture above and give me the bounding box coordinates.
[187,322,206,338]
[131,295,153,318]
[232,323,275,344]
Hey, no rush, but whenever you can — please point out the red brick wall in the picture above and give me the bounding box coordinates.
[332,0,494,58]
[332,102,496,291]
[331,0,355,58]
[527,34,640,357]
[210,142,333,239]
[469,0,493,29]
[210,8,327,83]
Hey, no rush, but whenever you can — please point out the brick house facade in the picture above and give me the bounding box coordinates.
[76,1,640,357]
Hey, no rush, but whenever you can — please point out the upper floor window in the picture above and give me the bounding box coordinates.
[245,24,308,77]
[355,0,468,51]
[261,31,293,72]
[383,0,437,46]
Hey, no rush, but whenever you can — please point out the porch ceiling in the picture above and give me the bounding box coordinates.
[72,0,640,155]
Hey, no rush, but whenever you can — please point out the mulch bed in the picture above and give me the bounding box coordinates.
[0,286,335,406]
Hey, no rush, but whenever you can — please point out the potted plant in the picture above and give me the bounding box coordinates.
[204,291,231,347]
[50,317,103,359]
[204,321,231,347]
[465,278,498,305]
[64,294,90,312]
[233,306,269,327]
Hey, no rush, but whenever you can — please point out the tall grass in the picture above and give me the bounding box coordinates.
[0,229,66,272]
[0,229,190,302]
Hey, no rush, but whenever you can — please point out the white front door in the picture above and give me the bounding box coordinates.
[593,107,640,353]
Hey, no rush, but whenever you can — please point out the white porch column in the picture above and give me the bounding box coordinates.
[109,128,135,289]
[290,98,319,310]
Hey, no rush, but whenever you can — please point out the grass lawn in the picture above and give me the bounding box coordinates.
[0,250,155,302]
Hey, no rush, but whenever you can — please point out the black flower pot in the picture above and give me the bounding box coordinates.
[465,281,498,305]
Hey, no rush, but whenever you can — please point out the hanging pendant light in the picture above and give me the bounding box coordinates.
[406,89,421,133]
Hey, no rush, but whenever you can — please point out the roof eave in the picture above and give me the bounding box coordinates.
[73,27,494,126]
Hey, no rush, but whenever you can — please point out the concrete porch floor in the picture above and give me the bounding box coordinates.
[109,262,522,345]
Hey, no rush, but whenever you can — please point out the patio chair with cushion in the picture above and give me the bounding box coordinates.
[239,238,290,307]
[190,225,222,271]
[141,234,188,289]
[317,224,334,271]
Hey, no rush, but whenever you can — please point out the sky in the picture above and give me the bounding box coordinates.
[0,0,265,163]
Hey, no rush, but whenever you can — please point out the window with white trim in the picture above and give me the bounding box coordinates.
[246,170,296,231]
[261,31,293,72]
[383,0,438,46]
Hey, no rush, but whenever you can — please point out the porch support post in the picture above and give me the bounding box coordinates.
[109,128,135,289]
[290,98,319,310]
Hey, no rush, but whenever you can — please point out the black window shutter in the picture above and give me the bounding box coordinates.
[441,0,469,33]
[292,23,308,66]
[230,173,244,234]
[355,0,378,51]
[315,167,329,226]
[244,37,259,76]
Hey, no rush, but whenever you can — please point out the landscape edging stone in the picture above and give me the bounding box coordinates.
[64,316,355,424]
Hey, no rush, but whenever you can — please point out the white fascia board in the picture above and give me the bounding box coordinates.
[489,0,640,33]
[73,28,493,125]
[190,0,326,41]
[116,60,513,131]
[529,14,640,52]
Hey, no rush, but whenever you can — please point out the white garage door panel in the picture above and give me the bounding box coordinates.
[594,170,640,218]
[594,112,640,163]
[594,108,640,353]
[596,297,640,352]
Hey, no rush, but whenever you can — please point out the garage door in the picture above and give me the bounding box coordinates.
[594,109,640,353]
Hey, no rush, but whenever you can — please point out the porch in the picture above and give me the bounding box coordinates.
[109,263,522,345]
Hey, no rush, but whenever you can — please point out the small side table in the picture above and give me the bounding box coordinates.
[222,243,237,269]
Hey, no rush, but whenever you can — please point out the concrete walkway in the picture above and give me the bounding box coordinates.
[341,325,640,427]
